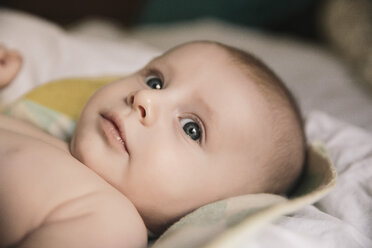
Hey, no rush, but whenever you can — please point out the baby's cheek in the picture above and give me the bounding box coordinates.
[137,151,179,183]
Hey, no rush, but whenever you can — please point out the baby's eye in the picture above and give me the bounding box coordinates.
[180,118,201,142]
[145,76,163,90]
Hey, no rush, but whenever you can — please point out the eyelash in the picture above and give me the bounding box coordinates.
[143,68,164,86]
[142,67,205,145]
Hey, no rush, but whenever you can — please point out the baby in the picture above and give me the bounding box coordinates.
[0,41,306,247]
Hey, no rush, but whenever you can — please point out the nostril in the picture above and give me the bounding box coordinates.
[130,95,134,104]
[138,105,146,118]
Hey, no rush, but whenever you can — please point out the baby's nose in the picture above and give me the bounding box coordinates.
[127,90,156,126]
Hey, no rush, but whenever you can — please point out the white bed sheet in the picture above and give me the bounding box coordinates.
[251,111,372,248]
[1,9,372,248]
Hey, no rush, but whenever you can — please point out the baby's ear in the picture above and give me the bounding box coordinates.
[0,49,23,89]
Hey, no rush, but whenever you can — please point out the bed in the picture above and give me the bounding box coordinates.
[1,8,371,248]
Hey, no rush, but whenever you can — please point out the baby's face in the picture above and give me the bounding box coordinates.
[70,43,274,233]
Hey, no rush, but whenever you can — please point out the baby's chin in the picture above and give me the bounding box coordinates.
[68,133,78,156]
[68,133,89,166]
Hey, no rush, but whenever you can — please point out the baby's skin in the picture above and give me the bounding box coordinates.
[0,42,281,247]
[0,115,147,248]
[0,44,22,89]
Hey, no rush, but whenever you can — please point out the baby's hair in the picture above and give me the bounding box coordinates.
[220,42,306,195]
[193,41,306,195]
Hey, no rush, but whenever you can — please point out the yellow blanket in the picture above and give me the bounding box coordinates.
[1,76,118,141]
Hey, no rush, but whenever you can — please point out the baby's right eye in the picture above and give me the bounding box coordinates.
[180,118,202,143]
[145,76,163,90]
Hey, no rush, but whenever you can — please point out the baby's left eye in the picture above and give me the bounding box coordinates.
[145,76,163,90]
[180,118,201,142]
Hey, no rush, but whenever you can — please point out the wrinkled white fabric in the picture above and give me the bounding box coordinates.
[249,111,372,248]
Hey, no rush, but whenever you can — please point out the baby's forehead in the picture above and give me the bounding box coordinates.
[149,43,249,84]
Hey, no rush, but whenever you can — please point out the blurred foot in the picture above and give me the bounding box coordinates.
[0,44,23,89]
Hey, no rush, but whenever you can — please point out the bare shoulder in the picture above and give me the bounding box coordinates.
[0,128,147,248]
[0,114,68,151]
[39,186,148,248]
[71,188,148,247]
[18,182,148,248]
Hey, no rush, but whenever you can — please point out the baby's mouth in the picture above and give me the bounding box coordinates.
[99,112,129,154]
